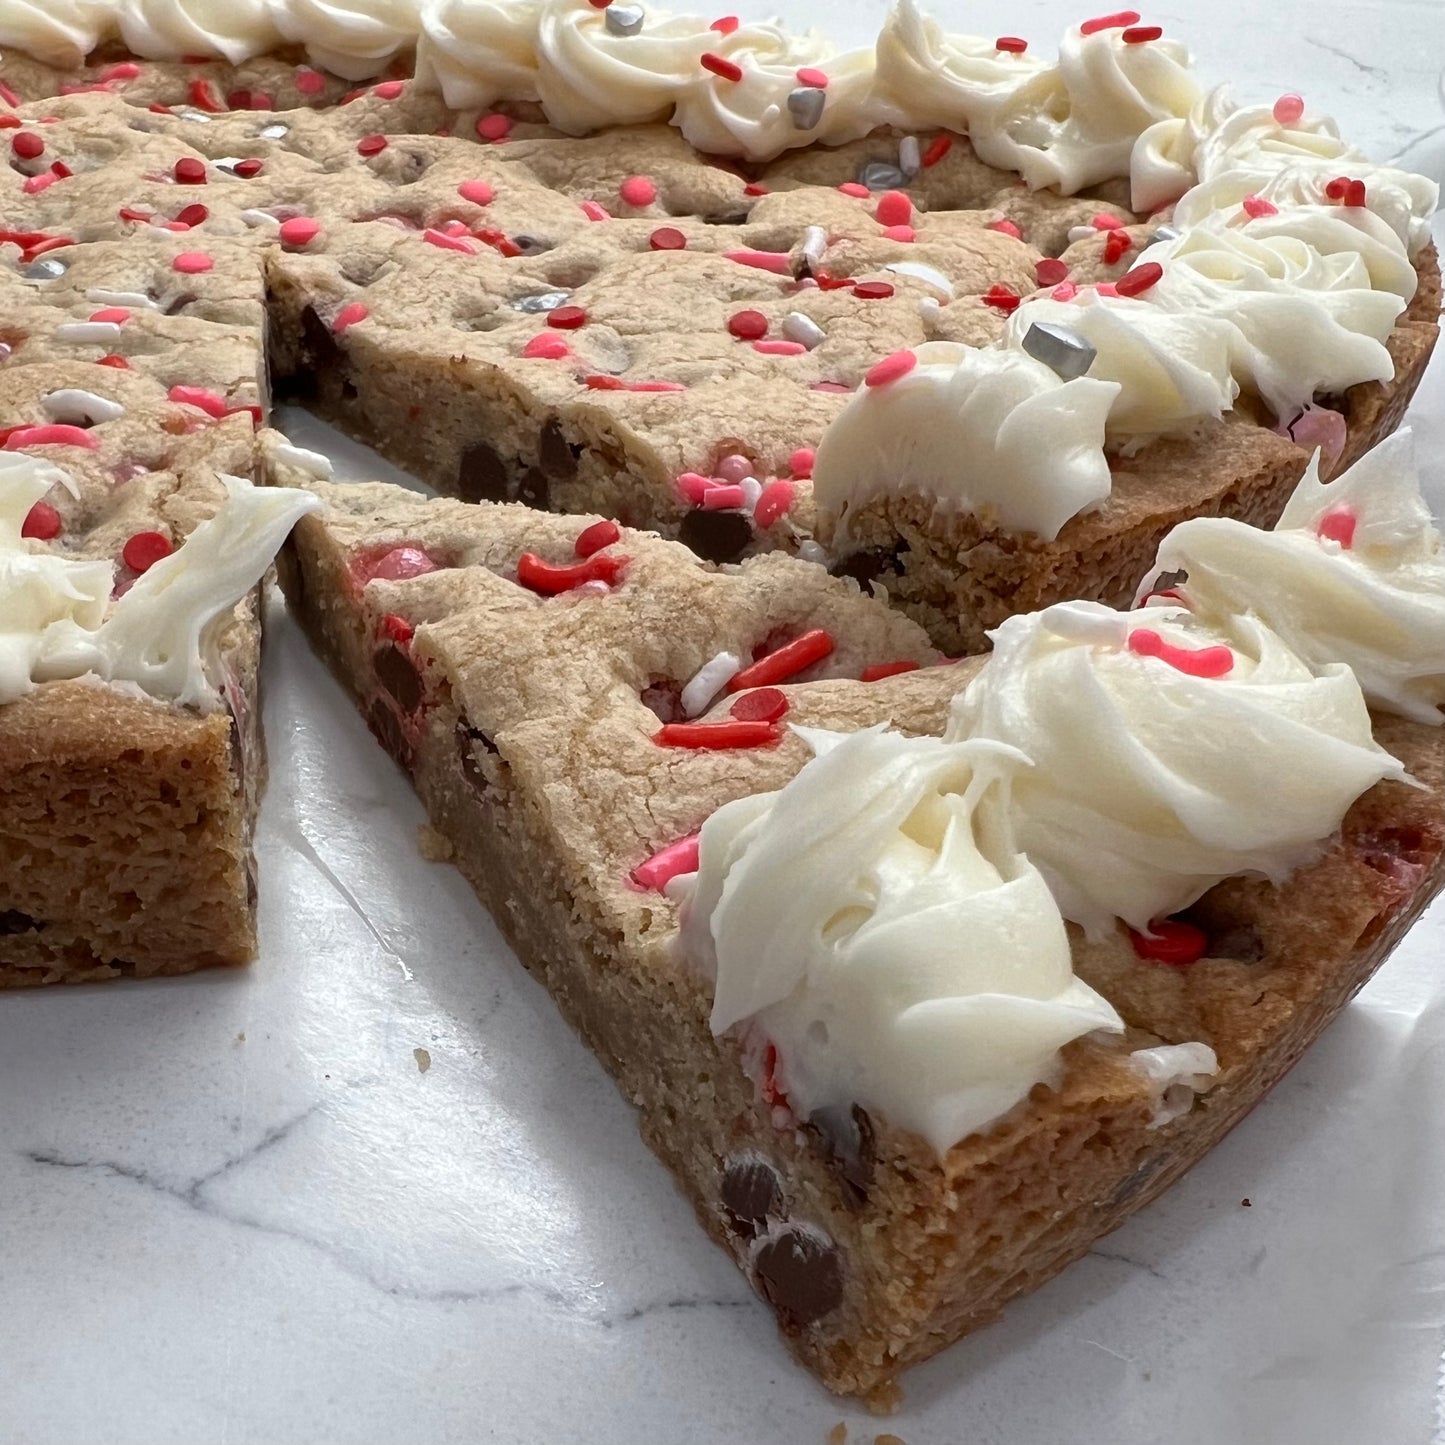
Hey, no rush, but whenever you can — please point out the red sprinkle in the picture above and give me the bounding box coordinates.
[522,333,570,359]
[547,305,587,330]
[649,225,687,251]
[22,174,58,195]
[861,660,920,682]
[169,384,228,417]
[333,302,370,334]
[295,66,325,96]
[728,629,835,691]
[986,217,1023,240]
[99,62,142,82]
[881,224,916,243]
[983,283,1021,313]
[1115,261,1163,297]
[11,131,43,160]
[579,200,611,222]
[788,447,815,479]
[458,179,495,205]
[21,500,62,540]
[1315,504,1357,548]
[233,157,264,179]
[1079,10,1141,36]
[1121,24,1162,42]
[122,530,173,574]
[838,181,870,198]
[1129,920,1208,967]
[619,175,657,207]
[1242,193,1278,218]
[1102,228,1133,265]
[357,133,389,157]
[279,216,320,248]
[654,719,780,749]
[727,309,769,339]
[875,191,913,228]
[1035,257,1070,286]
[173,156,207,184]
[89,307,131,324]
[188,79,223,113]
[742,182,769,197]
[372,80,405,100]
[173,202,208,228]
[476,113,513,141]
[1344,178,1367,208]
[865,349,917,387]
[353,545,441,586]
[575,519,621,558]
[995,36,1028,52]
[1127,627,1234,678]
[96,355,130,369]
[730,686,788,723]
[1324,176,1349,200]
[583,374,627,390]
[630,833,701,891]
[724,248,792,274]
[921,133,952,167]
[1051,280,1078,300]
[3,424,97,451]
[710,15,740,33]
[516,551,626,594]
[1272,93,1305,125]
[701,53,744,82]
[380,613,413,644]
[852,281,894,300]
[752,479,795,528]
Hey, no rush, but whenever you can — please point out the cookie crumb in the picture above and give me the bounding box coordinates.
[874,1434,906,1445]
[414,1047,432,1074]
[827,1425,847,1445]
[236,1032,245,1043]
[416,824,454,860]
[1241,1197,1251,1207]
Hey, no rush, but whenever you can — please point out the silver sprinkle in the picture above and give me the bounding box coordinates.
[898,135,921,176]
[512,290,571,313]
[258,123,290,140]
[782,312,826,349]
[786,86,826,131]
[174,109,213,124]
[604,3,645,35]
[1150,223,1182,244]
[510,234,553,256]
[1021,321,1097,381]
[23,258,68,280]
[858,161,906,190]
[800,224,827,271]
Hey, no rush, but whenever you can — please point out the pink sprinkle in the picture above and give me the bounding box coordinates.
[423,227,479,253]
[1127,628,1234,678]
[476,113,513,141]
[629,380,687,392]
[372,79,405,100]
[1095,282,1120,297]
[3,424,98,451]
[788,446,815,478]
[630,832,700,891]
[99,62,142,82]
[89,307,130,324]
[168,384,228,417]
[1051,280,1079,301]
[580,200,611,221]
[1273,93,1305,125]
[838,182,870,198]
[725,249,792,274]
[356,545,441,585]
[753,479,795,528]
[22,173,59,194]
[458,179,495,206]
[1316,504,1357,548]
[675,471,714,504]
[754,339,807,355]
[1242,194,1278,218]
[1091,212,1125,230]
[796,67,829,88]
[279,216,320,248]
[710,14,739,33]
[295,66,325,96]
[333,302,370,333]
[522,333,570,359]
[875,190,911,227]
[715,454,753,484]
[986,217,1023,239]
[881,224,916,243]
[619,175,657,207]
[865,350,916,388]
[702,484,746,510]
[1036,257,1069,287]
[173,252,213,273]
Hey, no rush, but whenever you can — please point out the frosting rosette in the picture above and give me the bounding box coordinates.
[1146,427,1445,724]
[813,342,1119,542]
[415,0,542,110]
[267,0,420,80]
[947,600,1406,936]
[116,0,281,64]
[1129,83,1237,212]
[682,726,1123,1153]
[0,0,116,68]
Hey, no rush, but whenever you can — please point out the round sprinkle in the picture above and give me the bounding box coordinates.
[575,519,621,558]
[701,52,744,81]
[172,252,213,273]
[881,224,915,243]
[752,479,795,529]
[865,350,916,388]
[1102,228,1133,264]
[727,309,768,340]
[295,66,325,95]
[730,686,788,723]
[710,15,740,33]
[21,500,62,539]
[522,333,570,359]
[1115,261,1163,297]
[874,190,912,227]
[1242,194,1278,218]
[1272,93,1305,125]
[1344,178,1367,207]
[11,131,44,159]
[1035,257,1069,286]
[123,530,174,574]
[333,302,370,333]
[986,217,1023,239]
[1316,505,1357,548]
[173,156,206,184]
[619,174,657,207]
[788,447,815,478]
[852,280,894,300]
[1129,920,1207,967]
[372,80,405,99]
[715,453,754,484]
[838,181,870,198]
[546,305,587,329]
[1121,24,1162,42]
[89,307,130,324]
[458,179,495,205]
[357,133,388,156]
[983,283,1021,313]
[278,216,320,248]
[476,113,513,141]
[795,66,829,88]
[649,225,686,250]
[233,157,264,178]
[174,202,208,227]
[995,35,1027,52]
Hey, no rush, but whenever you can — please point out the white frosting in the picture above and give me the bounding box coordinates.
[1,458,318,710]
[683,725,1123,1154]
[0,0,115,67]
[947,600,1406,936]
[813,342,1119,543]
[116,0,281,64]
[1129,83,1237,212]
[267,0,420,80]
[1004,292,1237,445]
[1128,1042,1218,1126]
[1150,428,1445,725]
[416,0,542,110]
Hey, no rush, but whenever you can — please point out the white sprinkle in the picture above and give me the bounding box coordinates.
[796,539,828,565]
[739,476,763,511]
[801,224,827,270]
[271,443,334,479]
[681,650,741,717]
[793,276,818,290]
[41,389,125,425]
[54,322,123,345]
[240,209,280,228]
[898,135,921,176]
[1067,225,1095,244]
[884,261,955,298]
[174,109,213,124]
[142,225,179,240]
[782,311,826,350]
[85,288,158,310]
[918,296,941,324]
[576,579,612,595]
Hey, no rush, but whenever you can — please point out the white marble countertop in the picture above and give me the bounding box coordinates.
[3,4,1443,1443]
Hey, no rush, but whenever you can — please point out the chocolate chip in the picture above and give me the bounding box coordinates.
[457,440,512,502]
[752,1225,844,1329]
[0,909,40,935]
[721,1153,784,1234]
[1206,924,1265,964]
[516,467,550,509]
[374,642,423,713]
[640,678,686,723]
[830,546,904,595]
[164,292,198,316]
[807,1104,875,1210]
[538,417,578,479]
[366,697,410,766]
[679,507,751,564]
[455,718,498,794]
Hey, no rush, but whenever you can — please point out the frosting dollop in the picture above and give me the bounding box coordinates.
[813,342,1119,543]
[1129,83,1237,212]
[1147,428,1445,724]
[947,600,1406,936]
[1,458,318,709]
[267,0,420,80]
[683,726,1124,1154]
[0,0,116,67]
[415,0,542,110]
[116,0,281,64]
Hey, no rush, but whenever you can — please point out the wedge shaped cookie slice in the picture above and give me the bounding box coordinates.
[271,455,1443,1399]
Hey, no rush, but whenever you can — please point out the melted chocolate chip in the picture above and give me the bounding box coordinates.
[808,1104,875,1210]
[0,909,40,935]
[457,440,512,502]
[721,1154,784,1235]
[456,718,499,794]
[367,697,410,766]
[753,1225,844,1329]
[1205,924,1265,964]
[374,642,423,713]
[830,546,905,595]
[679,507,751,565]
[539,417,579,479]
[516,467,550,509]
[639,678,686,724]
[164,292,198,317]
